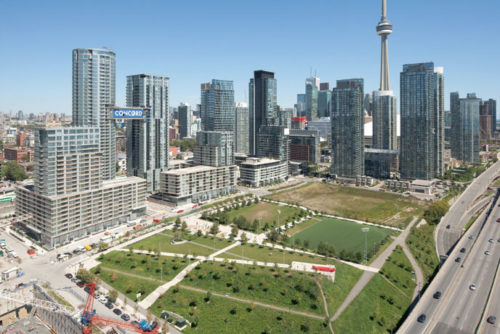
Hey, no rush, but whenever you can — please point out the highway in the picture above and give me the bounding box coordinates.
[436,159,500,258]
[398,193,500,333]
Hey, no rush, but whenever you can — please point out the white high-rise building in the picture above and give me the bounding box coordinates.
[72,48,116,180]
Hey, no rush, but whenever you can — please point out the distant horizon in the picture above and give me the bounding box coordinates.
[0,0,499,116]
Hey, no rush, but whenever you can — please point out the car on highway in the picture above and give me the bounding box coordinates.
[455,257,462,263]
[113,308,122,316]
[446,224,451,229]
[433,291,442,299]
[417,314,426,323]
[460,248,466,253]
[487,316,496,324]
[470,284,477,291]
[485,250,491,256]
[121,314,130,322]
[469,234,474,240]
[498,238,500,243]
[488,238,494,243]
[497,218,500,223]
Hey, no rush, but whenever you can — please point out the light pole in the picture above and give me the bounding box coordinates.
[362,227,369,264]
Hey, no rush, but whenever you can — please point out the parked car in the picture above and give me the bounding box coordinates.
[105,302,114,309]
[113,308,122,316]
[65,273,73,279]
[99,295,107,303]
[121,314,130,322]
[161,311,169,319]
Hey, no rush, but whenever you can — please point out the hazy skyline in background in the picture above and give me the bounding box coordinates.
[1,0,499,115]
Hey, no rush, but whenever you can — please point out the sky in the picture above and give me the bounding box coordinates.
[0,0,499,116]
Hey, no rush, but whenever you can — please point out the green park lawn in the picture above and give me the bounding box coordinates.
[92,251,193,301]
[332,246,416,334]
[149,287,328,334]
[221,243,334,265]
[182,261,326,316]
[127,231,232,257]
[288,217,394,261]
[268,182,426,226]
[406,223,439,282]
[225,202,303,230]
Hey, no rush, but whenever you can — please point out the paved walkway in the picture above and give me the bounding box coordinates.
[331,217,420,321]
[178,284,325,320]
[137,241,241,309]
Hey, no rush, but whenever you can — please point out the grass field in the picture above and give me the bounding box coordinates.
[406,223,439,282]
[92,251,193,301]
[332,246,415,333]
[268,182,426,226]
[221,243,334,265]
[288,217,394,260]
[225,202,302,230]
[127,231,232,257]
[182,261,325,315]
[149,287,328,334]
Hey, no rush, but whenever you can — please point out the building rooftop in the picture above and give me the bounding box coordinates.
[102,176,146,188]
[241,157,280,166]
[163,165,217,175]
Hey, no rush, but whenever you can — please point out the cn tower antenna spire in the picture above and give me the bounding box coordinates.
[377,0,392,91]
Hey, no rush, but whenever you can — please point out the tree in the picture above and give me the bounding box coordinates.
[173,231,183,242]
[210,223,219,235]
[175,217,181,227]
[181,221,188,231]
[240,233,248,244]
[423,200,450,225]
[303,240,310,249]
[231,225,239,237]
[109,289,118,302]
[267,229,279,243]
[1,161,28,181]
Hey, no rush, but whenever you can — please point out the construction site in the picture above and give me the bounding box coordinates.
[0,282,81,334]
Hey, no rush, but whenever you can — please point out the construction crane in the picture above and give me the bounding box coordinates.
[80,282,160,334]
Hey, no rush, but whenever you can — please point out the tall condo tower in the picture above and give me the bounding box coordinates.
[126,74,169,193]
[373,0,397,151]
[72,48,116,180]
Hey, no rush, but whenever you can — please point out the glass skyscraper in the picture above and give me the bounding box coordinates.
[331,79,365,178]
[126,74,169,193]
[201,79,235,132]
[235,102,249,154]
[72,48,116,180]
[451,93,480,163]
[305,77,319,121]
[249,70,277,156]
[318,89,331,118]
[178,102,192,139]
[400,62,444,180]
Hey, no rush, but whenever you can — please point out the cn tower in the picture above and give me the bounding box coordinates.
[376,0,393,91]
[372,0,397,151]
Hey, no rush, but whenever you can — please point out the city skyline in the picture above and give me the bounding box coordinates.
[1,0,499,115]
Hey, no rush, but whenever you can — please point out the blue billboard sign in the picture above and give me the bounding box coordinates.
[112,108,145,119]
